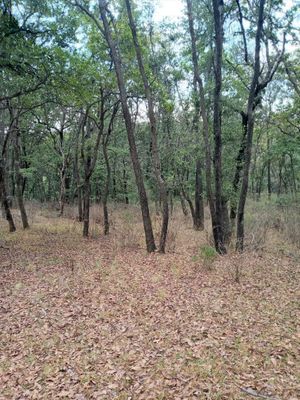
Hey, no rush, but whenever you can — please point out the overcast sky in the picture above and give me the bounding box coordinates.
[153,0,298,23]
[154,0,184,21]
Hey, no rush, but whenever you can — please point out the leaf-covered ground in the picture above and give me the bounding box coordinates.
[0,209,299,399]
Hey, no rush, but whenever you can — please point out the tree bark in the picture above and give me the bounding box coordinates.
[83,178,90,237]
[99,0,156,252]
[267,136,271,200]
[212,0,226,254]
[125,0,168,252]
[0,114,16,232]
[74,113,85,222]
[14,125,29,229]
[0,160,16,232]
[102,103,118,235]
[186,0,217,246]
[230,113,247,225]
[194,158,204,230]
[236,0,266,251]
[59,161,66,216]
[180,193,188,216]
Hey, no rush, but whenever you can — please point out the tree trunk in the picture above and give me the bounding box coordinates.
[289,153,297,198]
[221,197,231,245]
[236,0,266,252]
[0,160,16,232]
[180,193,188,217]
[230,113,247,225]
[74,122,83,221]
[267,136,271,200]
[103,143,110,235]
[186,0,217,248]
[83,178,90,238]
[59,163,66,216]
[102,104,118,235]
[123,163,129,204]
[212,0,226,254]
[99,0,156,253]
[194,159,204,230]
[14,127,29,229]
[125,0,168,252]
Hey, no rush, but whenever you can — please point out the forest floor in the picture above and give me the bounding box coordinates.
[0,204,299,400]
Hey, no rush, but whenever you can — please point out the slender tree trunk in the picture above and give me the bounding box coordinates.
[289,153,297,198]
[180,193,188,216]
[277,158,283,196]
[102,142,110,235]
[212,0,226,254]
[267,136,271,200]
[123,162,129,204]
[221,197,230,245]
[186,0,217,248]
[230,113,247,225]
[99,0,156,252]
[102,104,118,235]
[77,186,83,221]
[59,163,66,216]
[74,114,84,221]
[83,178,90,237]
[236,0,266,251]
[125,0,168,252]
[14,127,29,229]
[194,158,204,230]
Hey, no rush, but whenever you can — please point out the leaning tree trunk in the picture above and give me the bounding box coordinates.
[14,127,29,229]
[99,0,156,253]
[180,193,188,217]
[125,0,168,252]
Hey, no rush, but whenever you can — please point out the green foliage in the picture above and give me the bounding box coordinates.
[200,245,218,264]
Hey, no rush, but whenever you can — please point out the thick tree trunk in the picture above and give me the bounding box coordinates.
[125,0,168,252]
[99,0,156,252]
[0,160,16,232]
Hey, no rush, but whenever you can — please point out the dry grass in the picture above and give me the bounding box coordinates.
[0,201,299,399]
